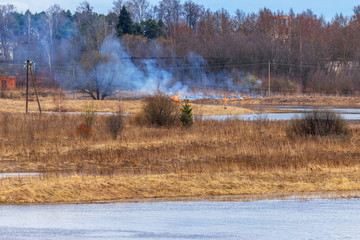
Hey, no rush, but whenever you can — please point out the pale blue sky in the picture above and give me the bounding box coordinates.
[2,0,359,21]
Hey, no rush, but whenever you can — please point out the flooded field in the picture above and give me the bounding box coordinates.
[204,106,360,121]
[0,173,40,178]
[38,106,360,121]
[1,199,360,239]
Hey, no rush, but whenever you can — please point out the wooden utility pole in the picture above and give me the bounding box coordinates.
[29,64,42,114]
[268,61,271,96]
[25,60,42,114]
[26,60,29,113]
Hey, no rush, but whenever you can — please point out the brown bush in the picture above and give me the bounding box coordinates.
[142,91,179,127]
[1,112,10,137]
[106,108,125,139]
[81,103,97,127]
[76,123,92,139]
[129,112,147,126]
[286,108,350,137]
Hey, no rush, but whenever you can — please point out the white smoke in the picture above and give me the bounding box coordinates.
[91,36,189,95]
[62,35,262,97]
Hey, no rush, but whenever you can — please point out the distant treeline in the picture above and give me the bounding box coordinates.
[2,1,360,94]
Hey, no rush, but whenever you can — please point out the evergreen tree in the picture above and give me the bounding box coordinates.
[157,19,165,37]
[116,6,133,36]
[143,19,161,39]
[133,22,144,35]
[180,100,193,128]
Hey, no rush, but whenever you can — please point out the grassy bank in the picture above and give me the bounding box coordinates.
[240,94,360,107]
[0,97,252,116]
[2,169,360,204]
[0,89,253,116]
[1,110,360,204]
[3,89,360,115]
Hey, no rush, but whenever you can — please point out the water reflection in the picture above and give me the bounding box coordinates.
[1,199,360,239]
[204,106,360,121]
[204,113,360,121]
[0,173,40,178]
[37,106,360,121]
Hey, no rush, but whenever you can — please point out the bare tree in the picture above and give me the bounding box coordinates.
[214,8,233,36]
[25,10,31,42]
[77,18,117,100]
[353,5,360,20]
[234,9,246,32]
[74,1,96,56]
[112,0,123,15]
[44,4,63,73]
[125,0,150,23]
[0,4,15,62]
[76,0,94,26]
[157,0,182,40]
[182,0,203,30]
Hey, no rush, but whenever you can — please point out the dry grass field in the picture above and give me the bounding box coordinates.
[242,94,360,107]
[192,93,360,108]
[1,106,360,204]
[0,89,253,116]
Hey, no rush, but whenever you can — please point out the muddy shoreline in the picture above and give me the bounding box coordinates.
[4,190,360,206]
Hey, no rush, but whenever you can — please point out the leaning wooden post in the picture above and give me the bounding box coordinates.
[268,61,271,96]
[26,60,30,114]
[29,62,42,114]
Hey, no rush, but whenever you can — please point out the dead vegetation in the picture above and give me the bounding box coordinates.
[1,92,360,204]
[241,94,360,107]
[2,112,360,174]
[1,110,360,204]
[287,108,351,137]
[141,91,179,127]
[0,89,253,116]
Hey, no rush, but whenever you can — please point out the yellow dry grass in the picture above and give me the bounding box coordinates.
[242,94,360,107]
[190,103,253,116]
[1,91,360,204]
[0,91,252,116]
[1,168,360,204]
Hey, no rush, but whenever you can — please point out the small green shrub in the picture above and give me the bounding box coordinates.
[286,108,350,137]
[142,91,179,127]
[180,100,193,127]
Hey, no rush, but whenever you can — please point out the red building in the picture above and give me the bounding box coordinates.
[0,76,16,90]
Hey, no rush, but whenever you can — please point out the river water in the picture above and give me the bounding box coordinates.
[39,106,360,121]
[0,173,40,178]
[1,199,360,239]
[204,106,360,121]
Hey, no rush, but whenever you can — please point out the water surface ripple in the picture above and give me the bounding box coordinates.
[1,199,360,239]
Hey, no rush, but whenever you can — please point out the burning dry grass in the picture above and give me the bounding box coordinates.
[0,89,252,116]
[1,111,360,204]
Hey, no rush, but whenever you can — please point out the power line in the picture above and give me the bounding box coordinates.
[3,59,360,73]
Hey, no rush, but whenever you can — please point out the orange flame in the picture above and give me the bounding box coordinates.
[171,94,183,102]
[171,95,250,102]
[224,96,251,101]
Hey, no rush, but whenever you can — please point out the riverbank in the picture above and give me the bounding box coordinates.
[240,94,360,107]
[0,88,255,116]
[0,98,254,116]
[1,168,360,205]
[3,90,360,115]
[190,94,360,109]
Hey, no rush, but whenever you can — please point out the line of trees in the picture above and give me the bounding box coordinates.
[2,1,360,96]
